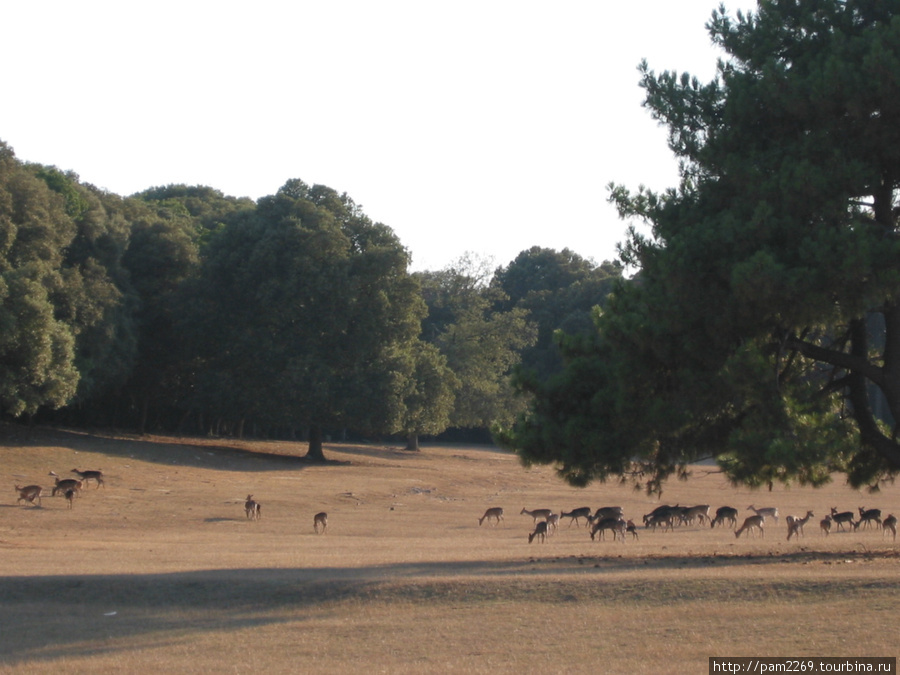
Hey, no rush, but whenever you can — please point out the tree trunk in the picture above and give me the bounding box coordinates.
[305,424,327,461]
[139,396,149,435]
[405,432,420,451]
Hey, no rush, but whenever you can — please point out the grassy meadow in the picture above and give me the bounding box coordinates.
[1,425,898,674]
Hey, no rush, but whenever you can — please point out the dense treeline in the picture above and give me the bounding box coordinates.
[0,139,620,457]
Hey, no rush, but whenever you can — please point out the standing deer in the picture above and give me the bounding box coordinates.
[625,519,640,540]
[528,520,549,544]
[735,515,765,539]
[520,507,553,523]
[15,485,43,507]
[313,512,328,534]
[748,505,778,524]
[545,513,560,534]
[245,495,261,521]
[856,507,882,530]
[71,469,104,489]
[830,507,855,531]
[64,488,76,509]
[478,507,504,526]
[561,507,592,527]
[882,514,897,541]
[590,517,627,542]
[820,514,833,536]
[786,511,814,540]
[681,505,711,526]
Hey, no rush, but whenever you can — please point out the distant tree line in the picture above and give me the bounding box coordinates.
[0,139,621,458]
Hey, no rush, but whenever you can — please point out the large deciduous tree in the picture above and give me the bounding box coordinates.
[417,254,537,438]
[500,0,900,493]
[185,180,425,460]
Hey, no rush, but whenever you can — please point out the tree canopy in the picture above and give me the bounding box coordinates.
[182,180,427,459]
[500,0,900,493]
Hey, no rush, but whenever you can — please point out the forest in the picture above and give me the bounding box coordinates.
[0,139,621,460]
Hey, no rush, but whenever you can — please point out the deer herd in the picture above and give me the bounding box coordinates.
[12,471,898,544]
[14,469,105,510]
[472,502,899,544]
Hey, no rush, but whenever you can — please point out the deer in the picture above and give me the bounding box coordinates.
[820,514,832,536]
[15,484,43,507]
[49,472,82,497]
[642,505,674,526]
[520,507,553,523]
[545,513,560,534]
[590,517,627,542]
[856,507,882,530]
[680,505,710,526]
[245,495,261,521]
[882,514,897,541]
[528,520,548,544]
[478,507,504,526]
[625,519,640,540]
[313,512,327,534]
[71,469,104,488]
[786,511,814,541]
[748,505,778,524]
[645,511,675,532]
[711,506,738,529]
[64,488,76,509]
[735,515,765,539]
[830,507,855,531]
[561,507,592,527]
[593,506,624,521]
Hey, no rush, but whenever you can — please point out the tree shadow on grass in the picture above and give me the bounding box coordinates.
[1,550,898,665]
[0,425,352,473]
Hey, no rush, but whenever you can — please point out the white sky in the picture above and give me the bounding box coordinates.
[1,1,756,272]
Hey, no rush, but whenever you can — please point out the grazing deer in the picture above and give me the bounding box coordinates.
[786,511,814,541]
[590,517,627,542]
[520,507,553,523]
[645,511,675,532]
[748,505,778,524]
[820,514,833,536]
[735,515,765,539]
[642,505,674,527]
[245,495,261,521]
[64,488,76,509]
[71,469,104,488]
[313,512,328,534]
[49,472,82,497]
[882,514,897,541]
[15,485,43,507]
[561,507,592,527]
[711,506,738,529]
[478,507,504,526]
[856,507,881,530]
[830,507,855,531]
[528,520,549,544]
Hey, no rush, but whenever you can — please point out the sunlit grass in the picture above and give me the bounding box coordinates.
[1,427,898,673]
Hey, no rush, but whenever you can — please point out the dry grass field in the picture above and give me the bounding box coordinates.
[2,425,898,674]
